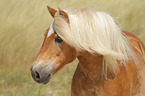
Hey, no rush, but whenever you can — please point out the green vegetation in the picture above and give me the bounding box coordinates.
[0,0,145,95]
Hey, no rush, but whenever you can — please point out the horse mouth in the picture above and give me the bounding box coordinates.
[30,67,52,84]
[42,74,52,84]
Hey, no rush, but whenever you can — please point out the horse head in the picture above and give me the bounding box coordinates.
[30,6,77,84]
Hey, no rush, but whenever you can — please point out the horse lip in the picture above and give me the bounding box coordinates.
[42,73,52,84]
[30,67,52,84]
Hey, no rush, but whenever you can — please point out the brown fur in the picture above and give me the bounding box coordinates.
[31,7,145,96]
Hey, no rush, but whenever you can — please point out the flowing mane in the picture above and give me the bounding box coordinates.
[31,6,145,95]
[53,7,136,73]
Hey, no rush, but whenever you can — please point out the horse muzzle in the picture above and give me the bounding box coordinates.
[30,64,52,84]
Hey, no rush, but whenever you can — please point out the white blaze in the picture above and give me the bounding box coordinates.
[47,24,54,37]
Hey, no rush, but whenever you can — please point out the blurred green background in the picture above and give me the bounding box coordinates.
[0,0,145,96]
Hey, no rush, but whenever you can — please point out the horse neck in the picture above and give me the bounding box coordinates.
[77,51,104,81]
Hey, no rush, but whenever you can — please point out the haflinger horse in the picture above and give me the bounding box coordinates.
[30,6,145,96]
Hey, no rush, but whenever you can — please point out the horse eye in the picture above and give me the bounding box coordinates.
[55,35,63,43]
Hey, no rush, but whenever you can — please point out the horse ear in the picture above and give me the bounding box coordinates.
[47,6,57,18]
[58,7,69,23]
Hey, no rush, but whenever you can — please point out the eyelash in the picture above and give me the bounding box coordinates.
[55,35,63,43]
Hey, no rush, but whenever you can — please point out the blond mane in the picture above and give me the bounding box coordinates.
[53,7,136,72]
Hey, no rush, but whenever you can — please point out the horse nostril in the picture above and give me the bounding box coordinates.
[35,71,40,80]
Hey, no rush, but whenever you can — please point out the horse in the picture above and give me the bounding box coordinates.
[30,6,145,96]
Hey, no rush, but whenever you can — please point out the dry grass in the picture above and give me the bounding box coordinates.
[0,0,145,96]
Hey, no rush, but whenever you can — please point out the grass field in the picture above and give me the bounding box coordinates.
[0,0,145,96]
